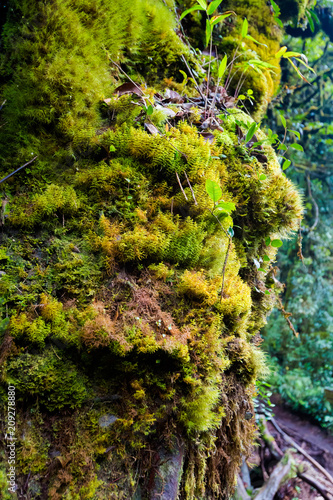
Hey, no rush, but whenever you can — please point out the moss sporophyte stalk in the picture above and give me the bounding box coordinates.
[0,0,306,498]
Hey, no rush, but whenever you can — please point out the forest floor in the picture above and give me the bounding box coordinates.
[261,396,333,499]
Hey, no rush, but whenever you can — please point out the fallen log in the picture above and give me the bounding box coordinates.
[298,472,333,500]
[271,418,333,486]
[253,452,293,500]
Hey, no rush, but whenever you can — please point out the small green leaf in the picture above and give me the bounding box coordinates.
[215,201,236,212]
[179,5,206,21]
[241,18,248,38]
[278,143,287,151]
[280,114,287,129]
[247,59,276,70]
[210,13,231,26]
[206,179,222,203]
[127,196,133,199]
[275,17,284,28]
[275,46,287,58]
[290,143,304,151]
[245,34,267,47]
[264,290,271,295]
[218,54,227,79]
[245,122,257,143]
[259,173,267,181]
[238,94,246,100]
[282,159,291,170]
[288,129,301,140]
[263,255,270,262]
[283,51,302,58]
[270,0,280,15]
[146,105,154,115]
[205,19,212,47]
[207,0,223,15]
[271,239,283,248]
[306,11,315,32]
[305,202,312,210]
[265,237,271,246]
[197,0,208,8]
[109,145,116,152]
[247,89,253,95]
[179,70,188,84]
[258,267,266,272]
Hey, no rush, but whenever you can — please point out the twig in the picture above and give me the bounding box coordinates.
[306,174,319,232]
[271,418,333,486]
[0,99,6,111]
[0,156,38,185]
[277,297,299,337]
[181,54,206,102]
[297,220,305,263]
[175,172,188,201]
[109,59,152,106]
[220,237,231,300]
[184,171,198,205]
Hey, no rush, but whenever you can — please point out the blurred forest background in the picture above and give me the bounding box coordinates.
[262,0,333,431]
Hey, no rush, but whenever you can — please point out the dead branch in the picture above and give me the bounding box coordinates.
[277,297,299,337]
[0,156,38,185]
[175,172,188,201]
[253,452,293,500]
[271,418,333,486]
[298,472,332,500]
[258,416,283,460]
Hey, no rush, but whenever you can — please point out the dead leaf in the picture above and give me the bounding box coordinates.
[163,88,184,103]
[144,123,160,135]
[200,132,215,143]
[114,82,143,96]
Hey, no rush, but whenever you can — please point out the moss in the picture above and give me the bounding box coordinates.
[0,0,303,498]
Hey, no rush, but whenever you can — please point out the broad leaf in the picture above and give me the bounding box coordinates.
[207,0,223,15]
[206,179,222,203]
[271,239,283,248]
[259,173,267,181]
[263,255,270,262]
[179,5,205,21]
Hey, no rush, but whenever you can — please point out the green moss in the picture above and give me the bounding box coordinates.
[0,0,303,498]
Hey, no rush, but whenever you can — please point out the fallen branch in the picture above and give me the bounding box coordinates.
[258,415,283,460]
[253,452,293,500]
[298,472,332,500]
[0,156,38,185]
[271,418,333,486]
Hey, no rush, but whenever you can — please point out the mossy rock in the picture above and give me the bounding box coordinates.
[0,1,302,499]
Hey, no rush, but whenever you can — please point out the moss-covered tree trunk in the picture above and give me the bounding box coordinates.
[0,1,304,498]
